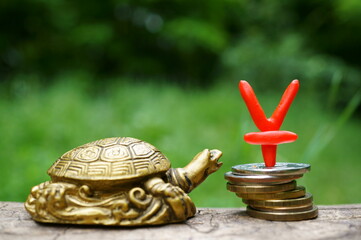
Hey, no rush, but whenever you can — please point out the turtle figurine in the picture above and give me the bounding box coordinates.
[25,137,222,226]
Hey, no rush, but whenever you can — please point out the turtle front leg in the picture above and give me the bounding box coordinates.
[166,149,223,193]
[144,177,186,198]
[143,177,196,220]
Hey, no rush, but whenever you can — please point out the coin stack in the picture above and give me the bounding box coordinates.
[225,163,318,221]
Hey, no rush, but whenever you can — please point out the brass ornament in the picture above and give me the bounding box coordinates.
[25,137,223,226]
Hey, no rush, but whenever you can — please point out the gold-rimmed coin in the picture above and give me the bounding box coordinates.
[238,186,306,200]
[229,181,292,186]
[227,180,296,194]
[243,192,313,207]
[246,205,318,221]
[248,204,314,213]
[224,171,303,184]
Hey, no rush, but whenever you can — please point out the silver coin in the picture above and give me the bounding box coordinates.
[224,171,303,184]
[232,163,310,176]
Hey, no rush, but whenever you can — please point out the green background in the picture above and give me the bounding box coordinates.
[0,0,360,207]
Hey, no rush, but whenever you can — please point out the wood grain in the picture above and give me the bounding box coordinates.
[1,202,360,240]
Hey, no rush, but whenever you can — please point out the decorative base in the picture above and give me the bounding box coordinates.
[25,181,196,226]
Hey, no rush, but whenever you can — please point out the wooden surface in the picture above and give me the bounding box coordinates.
[0,202,360,240]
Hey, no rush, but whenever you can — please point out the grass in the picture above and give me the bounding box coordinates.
[0,78,360,207]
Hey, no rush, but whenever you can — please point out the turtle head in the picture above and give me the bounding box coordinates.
[165,149,223,193]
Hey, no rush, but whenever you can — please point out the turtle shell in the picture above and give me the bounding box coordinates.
[47,137,171,187]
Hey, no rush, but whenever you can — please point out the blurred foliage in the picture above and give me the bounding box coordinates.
[1,0,361,102]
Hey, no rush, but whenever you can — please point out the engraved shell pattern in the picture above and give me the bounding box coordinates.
[48,137,171,181]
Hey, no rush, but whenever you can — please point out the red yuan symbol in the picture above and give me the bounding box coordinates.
[239,80,300,167]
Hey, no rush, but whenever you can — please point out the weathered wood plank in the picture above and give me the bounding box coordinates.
[0,202,360,240]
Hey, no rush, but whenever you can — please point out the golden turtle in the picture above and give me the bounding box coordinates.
[25,137,222,226]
